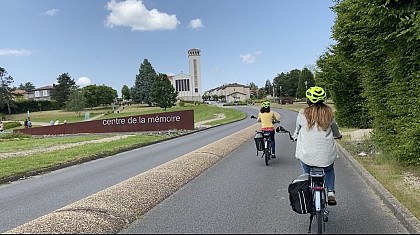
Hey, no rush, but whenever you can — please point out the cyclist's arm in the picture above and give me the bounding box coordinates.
[256,113,262,122]
[292,110,304,140]
[331,119,342,139]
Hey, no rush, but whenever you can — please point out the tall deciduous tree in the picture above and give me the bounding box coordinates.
[82,84,117,108]
[296,68,315,99]
[264,79,273,97]
[18,82,35,92]
[150,73,178,111]
[0,67,14,114]
[97,85,117,107]
[66,89,87,117]
[121,85,130,100]
[52,73,77,108]
[248,82,259,99]
[82,85,99,108]
[317,0,420,164]
[131,59,157,106]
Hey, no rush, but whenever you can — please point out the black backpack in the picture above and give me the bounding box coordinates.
[288,173,313,214]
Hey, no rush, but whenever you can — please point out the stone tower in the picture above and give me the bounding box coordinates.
[188,48,202,100]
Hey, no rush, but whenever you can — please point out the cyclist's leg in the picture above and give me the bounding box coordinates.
[300,161,311,174]
[323,163,337,205]
[270,130,276,157]
[323,163,335,192]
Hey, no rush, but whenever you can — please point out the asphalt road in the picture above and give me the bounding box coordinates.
[0,106,409,234]
[120,108,408,234]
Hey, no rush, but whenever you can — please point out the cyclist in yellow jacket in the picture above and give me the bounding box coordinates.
[256,101,281,158]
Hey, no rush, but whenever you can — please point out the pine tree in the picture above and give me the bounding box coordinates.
[52,73,77,108]
[150,73,178,111]
[131,59,157,106]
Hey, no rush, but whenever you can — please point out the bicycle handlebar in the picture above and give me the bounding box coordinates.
[250,115,280,124]
[275,126,295,141]
[276,126,342,142]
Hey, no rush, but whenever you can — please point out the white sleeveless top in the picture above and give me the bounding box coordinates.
[292,109,342,167]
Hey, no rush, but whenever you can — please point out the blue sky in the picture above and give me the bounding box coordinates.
[0,0,336,96]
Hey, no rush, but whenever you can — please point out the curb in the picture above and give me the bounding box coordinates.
[337,144,420,234]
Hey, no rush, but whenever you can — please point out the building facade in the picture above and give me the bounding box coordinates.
[205,83,251,103]
[169,49,202,102]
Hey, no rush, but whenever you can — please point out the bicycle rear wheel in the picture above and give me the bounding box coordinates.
[316,211,323,234]
[264,141,270,166]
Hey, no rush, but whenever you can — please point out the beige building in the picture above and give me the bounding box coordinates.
[205,83,251,103]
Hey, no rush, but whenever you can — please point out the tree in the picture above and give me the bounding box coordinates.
[97,85,118,107]
[248,82,259,99]
[131,59,157,106]
[18,82,35,92]
[0,67,14,114]
[52,73,77,108]
[150,73,178,111]
[82,85,99,108]
[82,84,117,108]
[121,85,130,100]
[324,0,420,164]
[273,70,300,98]
[65,89,87,117]
[296,68,315,99]
[264,79,273,97]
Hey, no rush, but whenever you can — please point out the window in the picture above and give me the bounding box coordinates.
[175,79,190,92]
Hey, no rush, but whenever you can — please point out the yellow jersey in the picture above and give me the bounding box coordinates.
[257,111,280,131]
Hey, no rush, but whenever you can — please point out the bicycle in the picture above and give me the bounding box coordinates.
[277,126,341,234]
[251,115,279,166]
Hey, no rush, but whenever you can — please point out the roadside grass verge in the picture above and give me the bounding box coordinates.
[0,134,110,153]
[340,137,420,220]
[0,105,245,182]
[0,133,171,180]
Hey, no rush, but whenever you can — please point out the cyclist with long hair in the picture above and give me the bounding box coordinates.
[256,101,281,158]
[292,87,342,206]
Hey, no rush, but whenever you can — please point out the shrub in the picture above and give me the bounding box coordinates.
[3,121,22,129]
[0,131,31,140]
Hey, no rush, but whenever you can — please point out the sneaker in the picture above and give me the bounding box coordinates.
[327,191,337,206]
[271,153,276,159]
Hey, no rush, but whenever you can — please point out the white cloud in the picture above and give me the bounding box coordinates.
[105,0,180,31]
[240,51,262,64]
[0,49,32,56]
[42,9,60,16]
[187,19,204,29]
[77,76,92,87]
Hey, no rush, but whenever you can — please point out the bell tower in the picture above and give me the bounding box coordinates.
[188,48,201,100]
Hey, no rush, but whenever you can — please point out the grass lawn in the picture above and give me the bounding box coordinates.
[0,103,245,182]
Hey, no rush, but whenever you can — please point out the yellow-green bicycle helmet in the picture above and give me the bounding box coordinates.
[261,101,270,108]
[306,86,326,104]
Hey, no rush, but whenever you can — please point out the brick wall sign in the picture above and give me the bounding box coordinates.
[15,110,194,136]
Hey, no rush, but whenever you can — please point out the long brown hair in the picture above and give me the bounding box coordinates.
[304,103,334,131]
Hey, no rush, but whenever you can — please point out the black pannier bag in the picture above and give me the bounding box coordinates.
[254,132,264,151]
[288,173,312,214]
